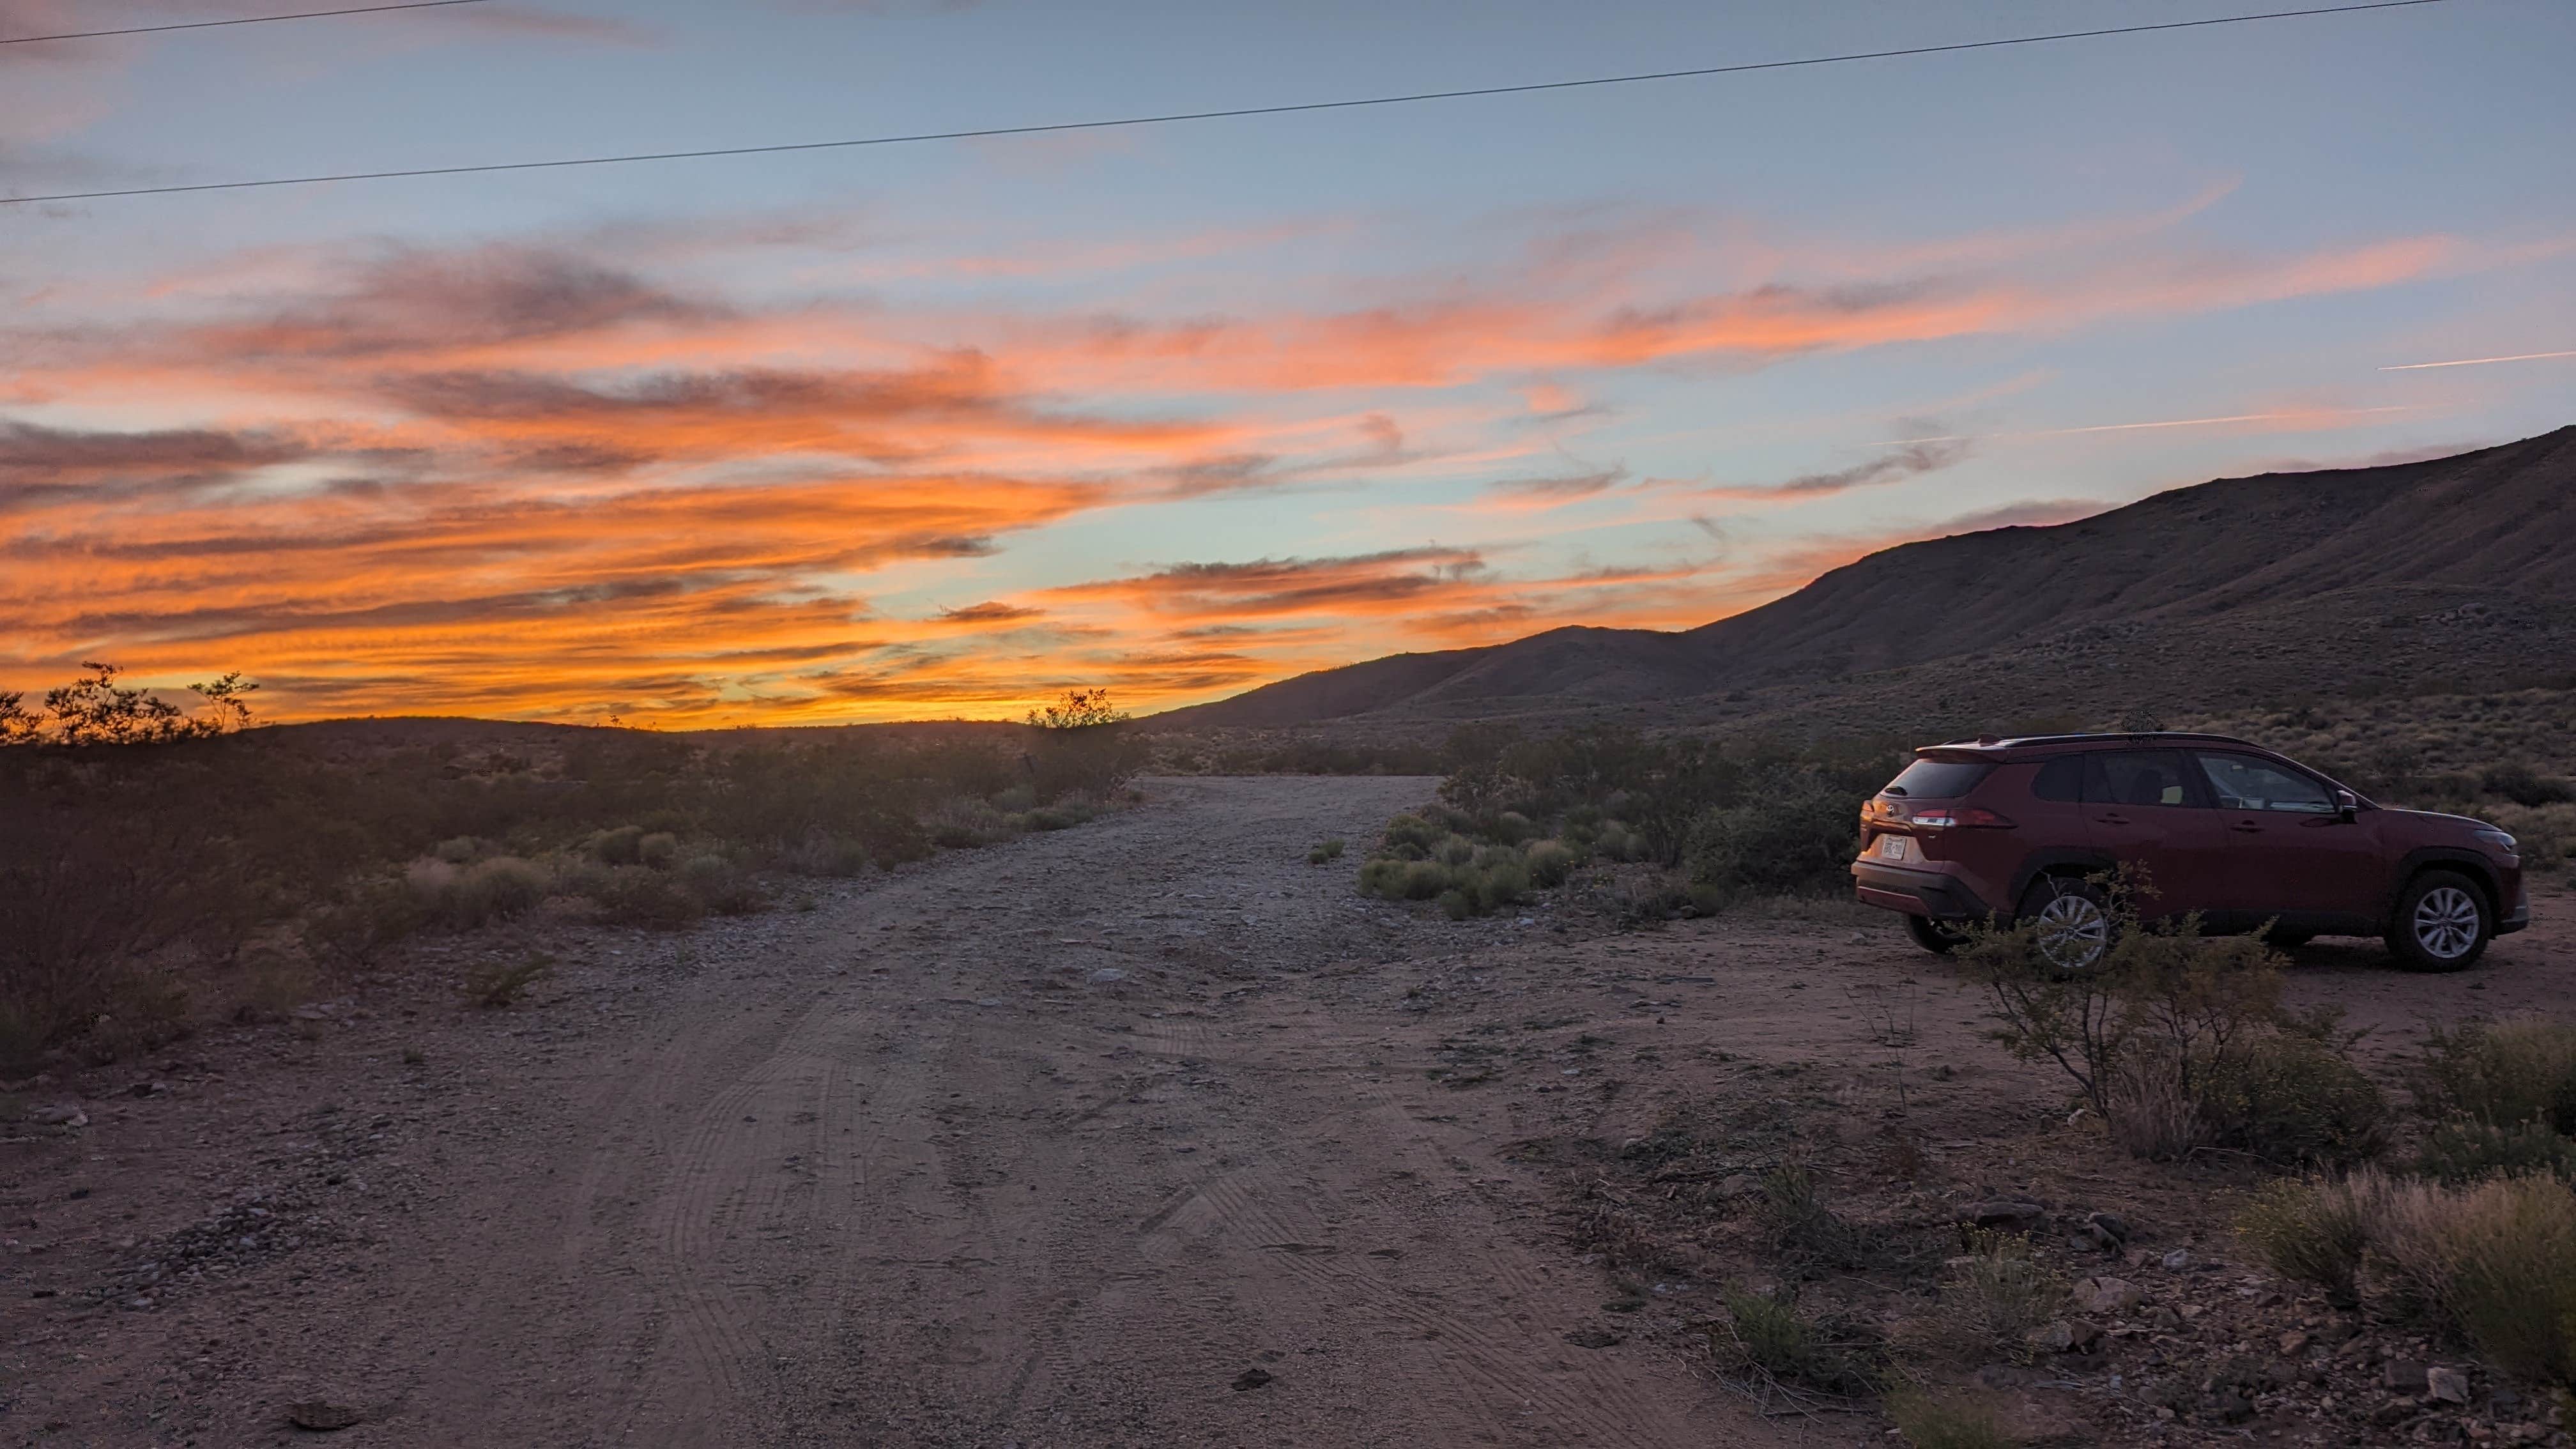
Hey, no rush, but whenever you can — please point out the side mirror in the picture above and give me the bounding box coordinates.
[2336,788,2360,822]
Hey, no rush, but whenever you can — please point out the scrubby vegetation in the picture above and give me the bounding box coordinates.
[0,671,1143,1073]
[1958,870,2389,1166]
[2241,1170,2576,1388]
[1352,724,1898,921]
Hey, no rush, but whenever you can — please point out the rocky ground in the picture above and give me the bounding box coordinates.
[2,774,2570,1446]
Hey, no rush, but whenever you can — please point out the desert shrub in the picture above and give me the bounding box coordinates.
[2372,1172,2576,1386]
[1307,838,1345,865]
[1958,873,2371,1162]
[464,952,553,1008]
[1434,834,1476,868]
[409,855,548,931]
[302,878,430,968]
[2244,1171,2576,1386]
[588,825,645,864]
[2193,1024,2391,1166]
[1934,1230,2063,1351]
[636,831,680,869]
[777,832,871,877]
[678,855,763,915]
[1438,887,1475,921]
[2487,802,2576,870]
[2417,1119,2576,1184]
[2238,1176,2371,1307]
[2415,1016,2576,1137]
[1759,1165,1867,1266]
[2481,762,2575,808]
[1023,798,1098,831]
[1489,810,1536,845]
[1524,839,1575,887]
[581,866,703,928]
[433,835,482,864]
[1719,1285,1881,1396]
[1885,1387,2016,1449]
[1686,765,1867,896]
[924,799,1012,848]
[1381,813,1445,858]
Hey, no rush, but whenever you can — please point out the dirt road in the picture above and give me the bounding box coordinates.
[11,775,2569,1446]
[7,777,1795,1446]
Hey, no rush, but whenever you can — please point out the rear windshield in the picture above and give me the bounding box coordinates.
[1881,758,1994,799]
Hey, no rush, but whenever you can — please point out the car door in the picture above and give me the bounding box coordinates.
[2079,749,2232,920]
[2190,751,2382,923]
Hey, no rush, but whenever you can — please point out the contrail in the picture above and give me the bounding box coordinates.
[2379,349,2576,371]
[1874,406,2411,446]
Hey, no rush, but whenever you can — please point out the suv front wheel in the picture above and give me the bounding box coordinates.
[1905,915,1968,954]
[2388,869,2492,972]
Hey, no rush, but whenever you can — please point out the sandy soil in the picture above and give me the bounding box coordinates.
[4,775,2569,1447]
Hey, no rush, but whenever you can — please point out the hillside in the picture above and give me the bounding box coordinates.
[1151,425,2576,737]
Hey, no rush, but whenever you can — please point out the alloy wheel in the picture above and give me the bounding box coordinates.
[2411,885,2482,962]
[2034,889,2110,970]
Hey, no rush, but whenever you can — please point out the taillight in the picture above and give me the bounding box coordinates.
[1909,806,2014,829]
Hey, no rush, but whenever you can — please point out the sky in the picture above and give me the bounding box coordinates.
[3,0,2572,726]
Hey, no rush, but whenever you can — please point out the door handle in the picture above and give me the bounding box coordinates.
[2230,822,2264,834]
[2094,813,2131,825]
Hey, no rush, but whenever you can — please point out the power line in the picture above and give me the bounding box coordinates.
[2,0,491,47]
[1,0,2445,206]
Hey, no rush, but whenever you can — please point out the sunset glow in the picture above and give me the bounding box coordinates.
[4,0,2570,725]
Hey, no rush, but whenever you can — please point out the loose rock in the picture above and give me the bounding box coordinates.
[2071,1275,2143,1317]
[2426,1365,2470,1404]
[1230,1368,1273,1392]
[288,1401,362,1430]
[1962,1200,2045,1232]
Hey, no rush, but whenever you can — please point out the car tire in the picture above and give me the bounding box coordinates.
[2387,870,2492,972]
[1905,914,1967,954]
[2019,875,2112,972]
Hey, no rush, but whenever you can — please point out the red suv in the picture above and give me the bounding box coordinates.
[1850,732,2529,971]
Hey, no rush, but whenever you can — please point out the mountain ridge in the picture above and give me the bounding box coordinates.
[1149,425,2576,735]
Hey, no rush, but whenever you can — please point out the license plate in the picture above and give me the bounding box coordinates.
[1877,834,1910,861]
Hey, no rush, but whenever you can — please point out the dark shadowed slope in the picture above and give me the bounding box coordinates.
[1152,426,2576,732]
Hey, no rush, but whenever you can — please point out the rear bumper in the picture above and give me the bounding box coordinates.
[1851,860,1996,921]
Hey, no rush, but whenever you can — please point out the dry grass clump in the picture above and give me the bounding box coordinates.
[677,854,763,916]
[2238,1176,2372,1307]
[406,856,549,930]
[2416,1016,2576,1136]
[1306,838,1345,865]
[1717,1285,1883,1399]
[1924,1230,2064,1356]
[2238,1170,2576,1386]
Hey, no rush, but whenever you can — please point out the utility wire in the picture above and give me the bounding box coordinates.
[3,0,491,47]
[1,0,2444,206]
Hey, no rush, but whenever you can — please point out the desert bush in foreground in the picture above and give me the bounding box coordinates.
[2239,1170,2576,1386]
[1926,1230,2063,1355]
[2414,1015,2576,1137]
[1306,838,1345,865]
[1958,872,2385,1164]
[1717,1285,1882,1397]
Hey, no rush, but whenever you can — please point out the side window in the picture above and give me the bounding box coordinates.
[2032,757,2083,802]
[2085,750,2196,808]
[2195,753,2336,813]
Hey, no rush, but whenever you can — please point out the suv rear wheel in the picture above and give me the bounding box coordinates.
[1905,915,1967,954]
[2020,875,2110,972]
[2388,870,2492,972]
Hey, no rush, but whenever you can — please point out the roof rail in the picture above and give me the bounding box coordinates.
[1922,730,2262,751]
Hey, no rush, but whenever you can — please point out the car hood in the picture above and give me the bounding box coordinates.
[2379,808,2501,835]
